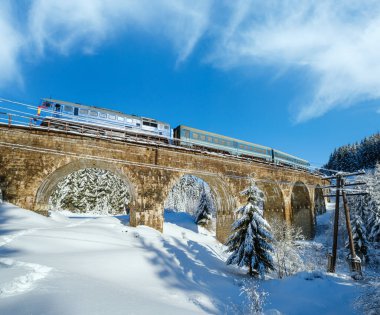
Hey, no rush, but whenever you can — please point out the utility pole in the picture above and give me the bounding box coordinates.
[323,171,367,278]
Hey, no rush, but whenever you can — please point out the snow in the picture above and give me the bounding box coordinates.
[0,202,368,314]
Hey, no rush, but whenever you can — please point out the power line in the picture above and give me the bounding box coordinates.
[0,97,318,171]
[0,121,319,180]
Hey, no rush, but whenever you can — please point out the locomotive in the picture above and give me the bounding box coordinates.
[36,98,310,170]
[38,98,171,139]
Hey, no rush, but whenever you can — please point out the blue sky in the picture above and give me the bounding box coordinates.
[0,0,379,167]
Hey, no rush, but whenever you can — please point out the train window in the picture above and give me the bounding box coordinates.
[136,123,141,127]
[207,136,212,142]
[64,105,73,112]
[117,116,124,121]
[79,109,88,115]
[200,135,205,141]
[164,125,169,130]
[89,110,98,117]
[109,114,116,120]
[184,130,190,138]
[99,112,107,118]
[143,121,158,127]
[193,133,199,139]
[213,138,218,144]
[239,144,244,149]
[42,101,52,108]
[126,118,132,123]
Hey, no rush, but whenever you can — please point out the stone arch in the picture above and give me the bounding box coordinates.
[314,184,326,215]
[257,181,285,224]
[291,181,314,239]
[34,159,137,212]
[162,172,236,243]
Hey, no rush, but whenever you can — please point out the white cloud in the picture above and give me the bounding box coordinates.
[208,0,380,122]
[1,0,380,122]
[27,0,211,61]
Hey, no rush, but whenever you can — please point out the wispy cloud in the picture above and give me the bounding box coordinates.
[208,1,380,122]
[1,0,380,122]
[28,0,212,61]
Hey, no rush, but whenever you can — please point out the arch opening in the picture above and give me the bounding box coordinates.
[164,174,216,231]
[49,168,130,215]
[291,181,314,239]
[314,185,326,215]
[35,160,135,218]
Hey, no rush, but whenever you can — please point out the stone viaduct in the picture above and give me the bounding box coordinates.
[0,125,327,242]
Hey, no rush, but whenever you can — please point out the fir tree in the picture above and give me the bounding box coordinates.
[225,182,275,278]
[49,168,130,214]
[194,189,212,227]
[324,132,380,171]
[347,213,368,262]
[164,175,215,216]
[368,164,380,242]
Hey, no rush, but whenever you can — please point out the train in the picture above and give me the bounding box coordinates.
[36,98,310,170]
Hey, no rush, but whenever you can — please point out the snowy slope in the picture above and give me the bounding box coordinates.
[0,203,364,315]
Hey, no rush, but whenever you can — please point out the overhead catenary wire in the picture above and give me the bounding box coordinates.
[0,97,315,165]
[0,97,334,188]
[0,111,320,178]
[0,97,358,175]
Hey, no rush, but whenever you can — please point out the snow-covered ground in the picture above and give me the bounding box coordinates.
[0,203,369,314]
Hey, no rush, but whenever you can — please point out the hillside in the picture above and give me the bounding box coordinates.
[324,132,380,172]
[0,203,366,314]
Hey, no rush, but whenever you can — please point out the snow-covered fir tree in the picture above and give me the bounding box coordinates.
[324,132,379,172]
[194,189,212,228]
[343,165,380,265]
[164,175,215,216]
[225,182,275,278]
[368,164,380,242]
[347,212,368,262]
[49,168,130,215]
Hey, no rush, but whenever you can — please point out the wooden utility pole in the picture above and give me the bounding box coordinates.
[328,174,341,273]
[323,171,367,277]
[342,189,355,258]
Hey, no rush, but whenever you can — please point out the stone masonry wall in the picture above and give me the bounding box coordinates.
[0,126,326,242]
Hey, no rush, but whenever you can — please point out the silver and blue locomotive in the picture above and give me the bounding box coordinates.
[38,98,171,139]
